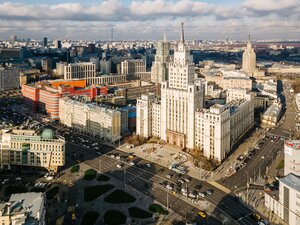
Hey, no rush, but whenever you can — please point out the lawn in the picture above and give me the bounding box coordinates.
[84,169,97,180]
[46,186,59,200]
[128,207,153,219]
[97,174,110,182]
[148,204,168,215]
[104,189,136,204]
[81,211,99,225]
[84,184,114,202]
[276,160,284,170]
[4,186,27,197]
[70,164,80,173]
[103,210,127,225]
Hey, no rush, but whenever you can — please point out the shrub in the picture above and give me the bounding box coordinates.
[71,165,80,173]
[84,169,97,180]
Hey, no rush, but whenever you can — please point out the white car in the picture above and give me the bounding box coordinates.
[166,185,173,190]
[181,188,187,193]
[129,161,135,166]
[116,156,121,160]
[15,177,22,181]
[110,154,115,158]
[184,178,191,183]
[46,176,53,181]
[198,192,206,198]
[117,164,122,168]
[146,163,151,168]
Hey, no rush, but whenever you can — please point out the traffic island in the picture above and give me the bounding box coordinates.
[81,211,99,225]
[83,169,97,180]
[97,174,110,182]
[103,210,127,225]
[84,184,114,202]
[148,204,169,215]
[104,189,136,203]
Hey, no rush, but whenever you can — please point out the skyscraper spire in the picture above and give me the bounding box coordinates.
[163,30,167,42]
[180,22,185,43]
[248,34,251,42]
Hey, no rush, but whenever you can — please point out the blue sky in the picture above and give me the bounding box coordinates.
[0,0,299,40]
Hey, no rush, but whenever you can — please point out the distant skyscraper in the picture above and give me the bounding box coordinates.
[54,40,62,49]
[9,35,17,42]
[151,32,170,83]
[242,35,256,74]
[88,43,96,54]
[43,37,48,47]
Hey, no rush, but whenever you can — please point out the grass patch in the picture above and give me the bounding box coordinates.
[103,210,127,225]
[46,186,59,200]
[148,204,168,215]
[30,187,45,192]
[81,211,99,225]
[97,174,110,182]
[71,165,80,173]
[276,160,284,170]
[128,207,153,219]
[4,186,27,197]
[84,169,97,180]
[104,189,136,204]
[84,184,114,202]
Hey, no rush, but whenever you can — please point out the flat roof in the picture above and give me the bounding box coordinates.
[280,173,300,192]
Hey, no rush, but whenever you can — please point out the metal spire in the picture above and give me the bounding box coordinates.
[180,22,185,43]
[163,30,167,42]
[248,34,251,42]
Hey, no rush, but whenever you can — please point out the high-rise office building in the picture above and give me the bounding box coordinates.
[242,35,256,74]
[137,23,204,149]
[121,59,150,80]
[64,62,96,84]
[43,37,48,47]
[151,32,170,83]
[54,40,62,49]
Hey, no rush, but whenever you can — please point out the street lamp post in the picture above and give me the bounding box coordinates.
[245,171,249,205]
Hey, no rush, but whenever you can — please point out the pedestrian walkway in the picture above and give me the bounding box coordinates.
[207,181,231,194]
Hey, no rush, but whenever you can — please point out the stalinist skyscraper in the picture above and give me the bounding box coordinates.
[137,23,204,149]
[151,32,170,83]
[242,35,256,74]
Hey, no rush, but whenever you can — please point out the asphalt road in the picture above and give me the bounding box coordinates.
[65,141,257,225]
[218,136,284,190]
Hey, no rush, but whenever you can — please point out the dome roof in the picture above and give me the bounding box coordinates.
[41,128,55,139]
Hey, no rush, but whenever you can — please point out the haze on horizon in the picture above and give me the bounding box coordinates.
[0,0,299,41]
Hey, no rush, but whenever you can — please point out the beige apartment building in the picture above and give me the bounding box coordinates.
[0,129,65,172]
[59,97,121,142]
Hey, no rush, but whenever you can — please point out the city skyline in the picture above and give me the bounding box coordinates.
[0,0,299,40]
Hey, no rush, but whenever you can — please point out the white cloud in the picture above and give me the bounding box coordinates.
[0,0,299,40]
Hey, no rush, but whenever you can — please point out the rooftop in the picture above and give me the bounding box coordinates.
[285,140,300,150]
[280,173,300,192]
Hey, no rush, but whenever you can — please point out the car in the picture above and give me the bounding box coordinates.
[46,176,53,181]
[250,213,261,221]
[178,179,185,184]
[15,177,22,181]
[188,193,196,198]
[198,192,206,198]
[166,174,173,179]
[110,154,115,158]
[166,184,173,190]
[117,164,123,168]
[237,154,245,161]
[129,161,135,166]
[184,177,191,183]
[146,163,151,168]
[205,189,214,195]
[128,154,135,159]
[198,211,206,218]
[181,188,187,193]
[116,156,121,160]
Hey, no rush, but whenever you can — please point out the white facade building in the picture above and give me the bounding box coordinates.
[121,59,150,80]
[64,62,96,85]
[242,37,256,74]
[0,129,65,172]
[151,33,170,83]
[226,88,253,103]
[195,99,254,162]
[59,97,121,142]
[284,141,300,177]
[265,173,300,225]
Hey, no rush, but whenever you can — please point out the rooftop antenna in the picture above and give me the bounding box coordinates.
[180,22,185,43]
